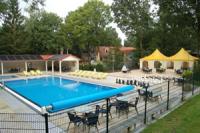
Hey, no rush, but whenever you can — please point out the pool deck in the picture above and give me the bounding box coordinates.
[0,69,183,132]
[0,69,180,114]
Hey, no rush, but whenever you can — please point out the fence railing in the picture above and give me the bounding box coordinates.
[0,77,199,133]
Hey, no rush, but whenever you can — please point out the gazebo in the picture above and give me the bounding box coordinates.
[168,48,198,70]
[140,49,169,71]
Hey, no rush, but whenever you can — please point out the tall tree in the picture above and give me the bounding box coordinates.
[98,27,121,46]
[112,0,153,57]
[62,0,114,58]
[0,0,27,54]
[153,0,200,55]
[25,11,63,54]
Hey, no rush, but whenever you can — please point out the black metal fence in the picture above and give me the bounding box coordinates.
[0,113,46,133]
[0,77,199,133]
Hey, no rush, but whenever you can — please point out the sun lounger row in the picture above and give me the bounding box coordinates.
[116,78,150,87]
[68,70,108,80]
[23,70,43,76]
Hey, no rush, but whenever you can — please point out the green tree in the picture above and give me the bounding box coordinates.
[62,0,114,58]
[153,0,200,55]
[0,0,27,54]
[25,11,63,54]
[112,0,153,57]
[98,27,121,46]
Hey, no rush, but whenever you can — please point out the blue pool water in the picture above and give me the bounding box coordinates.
[4,76,133,112]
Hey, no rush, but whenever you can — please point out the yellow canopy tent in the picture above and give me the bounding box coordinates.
[169,48,198,61]
[140,49,169,70]
[140,49,169,61]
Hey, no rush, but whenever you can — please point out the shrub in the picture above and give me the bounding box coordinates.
[182,70,193,79]
[80,63,105,72]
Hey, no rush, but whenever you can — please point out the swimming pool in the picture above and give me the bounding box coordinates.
[4,76,133,113]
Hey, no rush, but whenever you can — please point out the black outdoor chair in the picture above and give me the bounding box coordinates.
[116,100,129,118]
[134,80,137,86]
[130,80,133,85]
[95,104,112,118]
[128,97,139,114]
[116,78,119,83]
[122,80,125,84]
[118,79,121,84]
[137,89,152,100]
[126,80,130,85]
[84,113,99,133]
[67,112,83,131]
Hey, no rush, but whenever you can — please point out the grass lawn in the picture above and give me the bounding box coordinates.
[142,94,200,133]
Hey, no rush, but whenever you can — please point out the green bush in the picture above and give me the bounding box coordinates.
[79,63,105,72]
[182,70,193,79]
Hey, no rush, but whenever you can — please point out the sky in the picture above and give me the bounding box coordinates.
[44,0,126,45]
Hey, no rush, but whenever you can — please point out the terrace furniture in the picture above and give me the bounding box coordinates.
[36,70,43,75]
[128,97,139,114]
[9,68,20,73]
[137,89,151,100]
[121,65,128,73]
[130,80,133,85]
[156,68,166,73]
[67,112,83,131]
[139,86,162,102]
[116,100,129,118]
[122,80,125,84]
[30,70,37,76]
[126,80,130,85]
[175,69,183,74]
[142,67,152,73]
[23,71,30,76]
[116,78,118,83]
[118,79,121,84]
[95,104,112,118]
[83,113,99,133]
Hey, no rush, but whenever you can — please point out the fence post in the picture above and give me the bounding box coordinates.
[106,98,109,133]
[192,74,194,95]
[144,86,148,124]
[167,80,170,110]
[44,113,49,133]
[182,77,184,101]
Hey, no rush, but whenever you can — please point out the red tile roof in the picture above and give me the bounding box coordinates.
[41,54,80,61]
[40,55,53,60]
[119,47,136,53]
